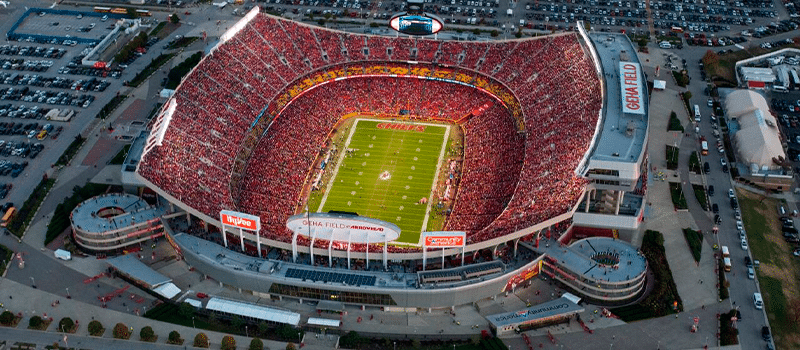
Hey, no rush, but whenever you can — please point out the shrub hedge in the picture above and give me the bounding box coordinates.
[682,228,703,262]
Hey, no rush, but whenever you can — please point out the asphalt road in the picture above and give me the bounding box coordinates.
[674,39,780,349]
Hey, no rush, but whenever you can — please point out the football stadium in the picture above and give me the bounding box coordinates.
[124,7,650,308]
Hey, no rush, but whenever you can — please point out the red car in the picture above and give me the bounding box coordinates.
[196,292,208,299]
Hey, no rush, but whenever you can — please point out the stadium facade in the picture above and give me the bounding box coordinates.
[112,9,650,308]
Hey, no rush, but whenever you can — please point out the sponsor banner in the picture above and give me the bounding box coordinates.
[286,214,401,243]
[619,62,644,115]
[220,210,261,231]
[423,231,466,248]
[487,297,584,328]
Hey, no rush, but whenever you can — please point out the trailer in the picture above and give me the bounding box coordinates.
[54,249,72,261]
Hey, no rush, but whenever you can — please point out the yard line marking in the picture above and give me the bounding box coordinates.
[316,118,362,212]
[419,124,450,242]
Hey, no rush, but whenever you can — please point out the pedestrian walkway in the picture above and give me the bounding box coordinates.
[0,278,316,350]
[644,87,719,312]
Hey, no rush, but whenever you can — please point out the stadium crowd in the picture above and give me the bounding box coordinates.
[139,14,602,252]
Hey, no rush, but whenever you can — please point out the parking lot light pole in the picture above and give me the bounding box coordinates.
[66,287,70,299]
[192,317,195,329]
[30,277,35,288]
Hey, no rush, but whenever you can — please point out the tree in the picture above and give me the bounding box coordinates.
[113,322,130,339]
[194,332,210,348]
[170,14,180,24]
[140,326,155,342]
[28,316,43,329]
[286,343,296,350]
[638,37,648,47]
[221,335,236,350]
[58,317,74,333]
[491,30,499,37]
[276,324,301,340]
[230,315,244,330]
[0,311,14,326]
[88,320,104,336]
[126,7,139,19]
[339,331,364,348]
[703,49,719,65]
[258,322,269,336]
[168,330,183,345]
[249,338,264,350]
[790,298,800,323]
[178,302,196,319]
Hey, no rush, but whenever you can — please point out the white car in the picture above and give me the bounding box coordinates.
[729,189,735,198]
[754,293,763,309]
[721,158,727,167]
[739,230,746,240]
[741,238,748,250]
[736,220,744,231]
[748,267,755,279]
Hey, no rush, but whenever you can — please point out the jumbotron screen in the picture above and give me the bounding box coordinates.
[389,14,443,36]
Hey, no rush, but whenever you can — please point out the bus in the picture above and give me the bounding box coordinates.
[0,207,15,227]
[791,69,800,90]
[693,104,701,122]
[110,8,128,15]
[135,9,152,17]
[94,6,112,13]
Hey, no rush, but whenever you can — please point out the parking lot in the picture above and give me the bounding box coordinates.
[772,91,800,169]
[14,10,116,42]
[0,5,137,216]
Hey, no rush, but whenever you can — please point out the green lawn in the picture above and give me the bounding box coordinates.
[318,119,448,244]
[738,192,784,268]
[669,182,688,210]
[692,184,708,210]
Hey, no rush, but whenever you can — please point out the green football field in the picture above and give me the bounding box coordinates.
[317,119,449,244]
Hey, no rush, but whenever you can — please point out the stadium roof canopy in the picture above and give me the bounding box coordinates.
[308,317,341,327]
[206,297,301,326]
[153,282,181,299]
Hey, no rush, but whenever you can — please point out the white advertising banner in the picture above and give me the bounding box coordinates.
[619,62,645,115]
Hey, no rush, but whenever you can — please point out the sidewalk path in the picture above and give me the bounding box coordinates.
[0,278,310,350]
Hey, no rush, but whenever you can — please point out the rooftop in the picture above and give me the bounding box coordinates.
[537,236,647,283]
[71,193,165,233]
[487,297,584,328]
[587,32,648,164]
[107,254,172,288]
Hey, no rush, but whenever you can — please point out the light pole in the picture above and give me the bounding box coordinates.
[245,325,248,337]
[30,277,35,289]
[66,288,70,299]
[298,332,302,344]
[192,317,195,329]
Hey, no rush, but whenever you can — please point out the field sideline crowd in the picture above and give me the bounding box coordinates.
[139,14,602,254]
